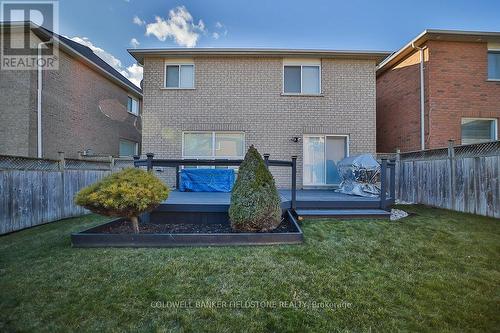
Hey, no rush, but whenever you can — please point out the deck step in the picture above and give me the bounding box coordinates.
[295,209,390,218]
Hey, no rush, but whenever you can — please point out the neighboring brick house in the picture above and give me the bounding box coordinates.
[128,48,389,188]
[0,22,142,159]
[377,29,500,153]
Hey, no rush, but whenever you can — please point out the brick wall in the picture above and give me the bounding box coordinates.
[426,40,500,147]
[40,47,142,159]
[377,40,500,152]
[142,56,377,188]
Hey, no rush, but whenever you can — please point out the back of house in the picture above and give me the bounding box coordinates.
[129,48,389,188]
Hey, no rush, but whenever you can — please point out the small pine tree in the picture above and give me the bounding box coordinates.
[229,145,282,232]
[74,168,169,233]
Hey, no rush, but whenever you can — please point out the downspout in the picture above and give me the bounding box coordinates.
[412,43,427,150]
[37,39,53,158]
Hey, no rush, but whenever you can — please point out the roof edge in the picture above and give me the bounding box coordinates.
[128,48,392,65]
[1,21,142,97]
[377,29,500,76]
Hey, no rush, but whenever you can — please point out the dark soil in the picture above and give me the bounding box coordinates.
[96,218,298,234]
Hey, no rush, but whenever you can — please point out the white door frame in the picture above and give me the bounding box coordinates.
[302,134,350,186]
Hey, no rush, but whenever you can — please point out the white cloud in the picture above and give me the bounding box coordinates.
[69,36,142,88]
[133,15,145,26]
[145,6,205,47]
[212,32,220,40]
[129,38,140,48]
[215,21,223,29]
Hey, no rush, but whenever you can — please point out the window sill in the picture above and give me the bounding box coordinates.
[127,111,138,117]
[281,93,324,97]
[486,78,500,82]
[161,87,196,90]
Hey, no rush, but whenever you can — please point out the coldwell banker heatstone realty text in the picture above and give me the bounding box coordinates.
[150,300,353,309]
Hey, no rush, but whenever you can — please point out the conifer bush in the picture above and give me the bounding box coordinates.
[74,168,169,233]
[229,145,282,232]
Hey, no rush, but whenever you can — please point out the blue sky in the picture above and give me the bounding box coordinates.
[52,0,500,86]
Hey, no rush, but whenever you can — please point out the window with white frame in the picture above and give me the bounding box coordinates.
[488,51,500,80]
[127,96,139,115]
[119,139,138,157]
[283,64,320,94]
[182,132,245,159]
[461,118,498,144]
[165,64,194,88]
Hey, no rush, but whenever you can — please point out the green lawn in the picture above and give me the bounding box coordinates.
[0,206,499,332]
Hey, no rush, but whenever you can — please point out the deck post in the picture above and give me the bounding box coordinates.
[380,158,387,210]
[133,155,140,168]
[291,156,297,210]
[390,160,396,203]
[263,154,270,169]
[176,165,180,189]
[146,153,154,171]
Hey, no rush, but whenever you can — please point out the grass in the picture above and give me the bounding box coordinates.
[0,205,499,332]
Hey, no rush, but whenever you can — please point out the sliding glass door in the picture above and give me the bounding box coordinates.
[303,135,348,186]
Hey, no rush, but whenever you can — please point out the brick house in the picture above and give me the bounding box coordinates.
[377,29,500,153]
[128,48,389,188]
[0,22,142,159]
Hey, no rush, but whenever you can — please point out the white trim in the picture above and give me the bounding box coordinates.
[302,134,350,186]
[461,117,498,142]
[164,62,195,89]
[181,131,246,159]
[282,63,322,95]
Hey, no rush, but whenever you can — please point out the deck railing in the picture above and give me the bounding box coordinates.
[380,159,397,210]
[134,153,298,210]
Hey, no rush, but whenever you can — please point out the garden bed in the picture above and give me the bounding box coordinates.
[71,209,303,247]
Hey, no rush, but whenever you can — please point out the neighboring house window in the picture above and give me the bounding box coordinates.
[488,51,500,80]
[127,96,139,115]
[461,118,498,144]
[119,139,138,157]
[283,64,320,94]
[165,64,194,88]
[182,132,245,159]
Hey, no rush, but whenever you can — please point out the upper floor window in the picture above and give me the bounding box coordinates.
[127,96,139,115]
[182,131,245,159]
[488,51,500,80]
[283,64,321,94]
[165,64,194,88]
[461,118,498,145]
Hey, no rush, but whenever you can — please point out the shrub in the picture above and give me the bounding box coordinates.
[74,168,169,233]
[229,145,282,232]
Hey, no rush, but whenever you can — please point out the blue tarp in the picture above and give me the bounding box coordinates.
[179,169,235,192]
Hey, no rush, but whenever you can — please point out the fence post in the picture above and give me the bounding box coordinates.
[380,159,387,210]
[448,140,456,210]
[109,155,114,170]
[263,154,270,169]
[395,148,400,199]
[58,151,65,170]
[146,153,154,172]
[291,156,297,211]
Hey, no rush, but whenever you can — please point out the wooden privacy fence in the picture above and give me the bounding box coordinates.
[396,140,500,218]
[0,154,134,235]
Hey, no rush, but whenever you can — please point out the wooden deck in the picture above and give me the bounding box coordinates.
[158,189,382,212]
